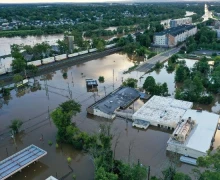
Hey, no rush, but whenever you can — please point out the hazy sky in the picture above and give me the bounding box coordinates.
[0,0,216,3]
[0,0,127,3]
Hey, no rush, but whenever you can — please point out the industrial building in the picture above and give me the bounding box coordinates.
[87,87,140,119]
[170,17,192,28]
[132,96,193,129]
[153,25,197,47]
[167,110,219,158]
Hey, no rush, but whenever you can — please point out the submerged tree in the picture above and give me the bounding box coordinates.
[122,78,138,88]
[98,76,105,83]
[9,119,23,134]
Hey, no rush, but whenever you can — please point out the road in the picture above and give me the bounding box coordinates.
[136,47,180,72]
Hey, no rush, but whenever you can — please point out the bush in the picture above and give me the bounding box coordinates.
[67,157,72,163]
[63,72,67,78]
[1,88,11,97]
[148,52,157,59]
[155,61,163,69]
[98,76,104,82]
[48,140,53,146]
[199,95,214,104]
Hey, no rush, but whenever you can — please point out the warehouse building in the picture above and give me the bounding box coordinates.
[167,110,219,158]
[153,25,197,47]
[87,87,140,119]
[170,17,192,28]
[132,96,193,129]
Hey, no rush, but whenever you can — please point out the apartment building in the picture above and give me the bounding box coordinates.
[153,25,197,47]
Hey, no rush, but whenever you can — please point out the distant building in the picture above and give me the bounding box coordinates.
[167,109,219,158]
[216,29,220,39]
[161,19,171,29]
[214,21,220,29]
[170,17,192,28]
[153,25,197,47]
[65,36,74,53]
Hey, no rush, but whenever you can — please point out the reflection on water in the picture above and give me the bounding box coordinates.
[0,34,64,55]
[0,53,219,179]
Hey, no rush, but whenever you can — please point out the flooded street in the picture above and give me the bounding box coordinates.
[0,53,220,179]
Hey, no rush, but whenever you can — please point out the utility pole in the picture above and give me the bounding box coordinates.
[133,102,135,114]
[104,86,106,96]
[147,166,150,180]
[48,106,51,125]
[67,82,72,99]
[71,72,74,86]
[113,69,114,90]
[44,79,49,100]
[93,92,96,102]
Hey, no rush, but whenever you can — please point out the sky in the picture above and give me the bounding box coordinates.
[0,0,217,3]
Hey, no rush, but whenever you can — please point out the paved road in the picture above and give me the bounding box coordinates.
[136,47,180,72]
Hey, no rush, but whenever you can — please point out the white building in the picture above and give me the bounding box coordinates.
[153,25,197,47]
[167,110,219,158]
[132,96,193,129]
[170,17,192,28]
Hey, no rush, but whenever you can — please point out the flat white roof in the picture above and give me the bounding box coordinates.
[183,110,219,153]
[132,96,193,128]
[45,176,58,180]
[168,110,219,154]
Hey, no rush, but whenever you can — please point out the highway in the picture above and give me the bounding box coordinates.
[136,47,180,72]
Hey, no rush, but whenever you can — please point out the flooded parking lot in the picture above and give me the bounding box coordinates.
[0,53,219,179]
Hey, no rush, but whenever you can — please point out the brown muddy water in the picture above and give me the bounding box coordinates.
[0,53,220,180]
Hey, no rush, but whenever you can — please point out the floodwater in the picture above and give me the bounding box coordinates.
[0,34,64,55]
[0,53,220,180]
[185,11,196,17]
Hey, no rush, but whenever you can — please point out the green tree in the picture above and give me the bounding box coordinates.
[51,100,81,142]
[98,76,105,82]
[11,58,26,73]
[57,39,68,54]
[96,41,105,51]
[13,74,23,83]
[148,52,157,59]
[122,78,138,88]
[95,167,118,180]
[143,76,156,93]
[9,119,23,134]
[175,65,189,83]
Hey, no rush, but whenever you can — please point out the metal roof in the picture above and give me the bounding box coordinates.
[0,144,47,180]
[90,87,140,115]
